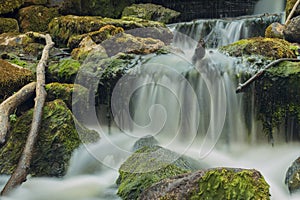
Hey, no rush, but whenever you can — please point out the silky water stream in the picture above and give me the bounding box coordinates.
[1,13,300,200]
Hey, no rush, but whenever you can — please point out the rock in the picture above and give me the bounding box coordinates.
[68,25,124,50]
[0,99,99,177]
[18,5,60,32]
[71,36,108,61]
[286,157,300,194]
[101,32,165,57]
[122,3,180,24]
[116,145,202,200]
[286,0,300,20]
[254,61,300,142]
[140,168,270,200]
[0,18,19,34]
[46,58,81,83]
[0,59,34,102]
[219,37,296,60]
[0,0,24,15]
[131,135,159,151]
[284,16,300,43]
[24,0,47,5]
[48,15,165,46]
[265,22,284,39]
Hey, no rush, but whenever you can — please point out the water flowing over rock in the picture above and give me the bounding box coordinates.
[286,157,300,194]
[140,168,270,200]
[284,16,300,43]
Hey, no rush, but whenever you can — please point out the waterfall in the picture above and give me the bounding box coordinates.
[254,0,285,15]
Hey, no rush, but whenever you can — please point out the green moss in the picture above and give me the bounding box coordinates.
[47,58,81,83]
[188,168,270,200]
[0,0,24,14]
[117,146,197,200]
[219,37,296,60]
[18,5,60,32]
[0,18,19,34]
[0,59,34,101]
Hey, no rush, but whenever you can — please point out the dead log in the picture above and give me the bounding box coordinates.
[236,58,300,93]
[1,33,54,196]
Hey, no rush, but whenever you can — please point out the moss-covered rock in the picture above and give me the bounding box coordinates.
[0,18,19,34]
[265,22,284,39]
[284,15,300,43]
[0,99,99,177]
[24,0,47,5]
[18,5,60,32]
[219,37,296,60]
[0,59,34,102]
[254,60,300,142]
[140,168,270,200]
[0,0,24,15]
[122,3,180,24]
[286,0,300,20]
[117,145,201,200]
[48,15,165,46]
[285,157,300,194]
[47,58,81,83]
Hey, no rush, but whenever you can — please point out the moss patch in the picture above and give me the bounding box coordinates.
[0,0,24,15]
[0,18,19,34]
[0,100,83,176]
[219,37,296,60]
[0,59,34,101]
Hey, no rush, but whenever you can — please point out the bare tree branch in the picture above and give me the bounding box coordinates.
[1,33,54,196]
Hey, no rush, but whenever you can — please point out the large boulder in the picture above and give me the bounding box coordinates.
[284,16,300,43]
[140,168,270,200]
[122,3,180,24]
[48,15,165,46]
[0,99,99,177]
[0,59,33,102]
[0,18,19,34]
[286,157,300,194]
[0,0,24,15]
[219,37,296,60]
[18,5,60,32]
[116,145,202,200]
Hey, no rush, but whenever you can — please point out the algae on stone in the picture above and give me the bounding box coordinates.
[0,99,98,177]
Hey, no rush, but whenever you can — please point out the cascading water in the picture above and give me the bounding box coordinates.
[1,12,300,200]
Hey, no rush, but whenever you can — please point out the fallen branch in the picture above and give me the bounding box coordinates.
[236,58,300,93]
[0,82,36,144]
[285,0,300,25]
[1,33,54,196]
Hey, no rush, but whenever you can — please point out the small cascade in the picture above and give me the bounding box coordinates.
[169,13,283,48]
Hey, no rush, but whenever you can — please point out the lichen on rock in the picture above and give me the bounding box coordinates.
[0,99,99,177]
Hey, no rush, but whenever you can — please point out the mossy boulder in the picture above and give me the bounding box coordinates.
[46,58,81,83]
[286,0,300,20]
[18,5,60,32]
[285,157,300,194]
[219,37,296,60]
[0,18,19,34]
[139,168,270,200]
[117,145,201,200]
[0,59,34,102]
[254,61,300,142]
[122,3,180,24]
[284,15,300,43]
[58,0,134,18]
[48,15,165,46]
[265,22,284,39]
[0,0,24,15]
[0,99,99,177]
[101,32,165,57]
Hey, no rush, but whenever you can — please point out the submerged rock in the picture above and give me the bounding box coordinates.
[286,157,300,194]
[122,3,180,24]
[131,135,159,151]
[0,99,99,177]
[284,16,300,43]
[219,37,296,60]
[116,145,202,200]
[0,0,24,15]
[0,18,19,34]
[140,168,270,200]
[0,59,33,102]
[48,15,165,46]
[18,5,60,32]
